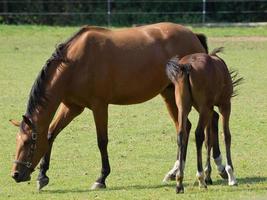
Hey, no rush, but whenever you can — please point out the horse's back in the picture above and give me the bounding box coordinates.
[65,23,207,106]
[181,53,232,106]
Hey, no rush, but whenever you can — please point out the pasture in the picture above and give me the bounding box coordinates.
[0,25,267,200]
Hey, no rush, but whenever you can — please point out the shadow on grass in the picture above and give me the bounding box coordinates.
[212,176,267,186]
[41,176,267,194]
[41,183,176,194]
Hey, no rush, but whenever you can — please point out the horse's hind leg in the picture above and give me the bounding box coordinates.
[37,103,84,190]
[204,121,213,185]
[211,111,228,180]
[204,110,227,184]
[195,108,213,189]
[219,103,237,186]
[160,85,191,183]
[91,103,110,189]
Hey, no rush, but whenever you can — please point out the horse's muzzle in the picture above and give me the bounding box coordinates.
[12,171,31,183]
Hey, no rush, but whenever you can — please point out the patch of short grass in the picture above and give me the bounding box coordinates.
[0,25,266,200]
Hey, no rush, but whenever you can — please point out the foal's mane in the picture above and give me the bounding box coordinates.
[25,26,90,116]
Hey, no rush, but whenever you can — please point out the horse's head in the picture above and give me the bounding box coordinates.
[10,115,49,183]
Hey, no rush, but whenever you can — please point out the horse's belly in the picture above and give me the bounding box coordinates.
[110,77,169,105]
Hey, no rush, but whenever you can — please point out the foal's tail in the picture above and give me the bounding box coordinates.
[165,56,192,83]
[166,56,193,102]
[210,47,224,56]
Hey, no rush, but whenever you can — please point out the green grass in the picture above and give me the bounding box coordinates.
[0,25,267,200]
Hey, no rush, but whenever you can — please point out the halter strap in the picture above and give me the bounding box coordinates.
[14,128,38,171]
[13,160,33,170]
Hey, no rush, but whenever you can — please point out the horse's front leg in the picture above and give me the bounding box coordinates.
[37,103,84,190]
[91,103,110,189]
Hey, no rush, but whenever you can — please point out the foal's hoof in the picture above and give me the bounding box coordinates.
[219,168,228,180]
[229,180,238,186]
[204,177,213,185]
[37,176,49,191]
[176,185,184,194]
[91,182,106,190]
[162,173,176,183]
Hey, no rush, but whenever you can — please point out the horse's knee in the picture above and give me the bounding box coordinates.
[97,138,108,149]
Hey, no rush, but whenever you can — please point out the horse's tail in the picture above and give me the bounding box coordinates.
[166,57,193,111]
[195,33,208,53]
[166,56,192,83]
[229,69,244,97]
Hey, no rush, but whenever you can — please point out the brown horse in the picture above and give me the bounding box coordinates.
[10,22,219,191]
[166,48,242,193]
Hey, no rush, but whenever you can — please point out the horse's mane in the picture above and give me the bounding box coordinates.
[210,47,224,56]
[25,26,90,116]
[195,33,208,53]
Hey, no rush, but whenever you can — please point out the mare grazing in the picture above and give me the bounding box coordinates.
[166,48,242,193]
[10,22,223,193]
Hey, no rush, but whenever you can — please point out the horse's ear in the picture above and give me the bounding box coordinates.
[22,115,33,128]
[9,119,21,127]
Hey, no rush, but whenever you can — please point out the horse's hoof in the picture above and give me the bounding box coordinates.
[199,184,208,189]
[37,176,49,191]
[205,177,213,185]
[228,179,238,186]
[198,181,207,189]
[219,168,228,180]
[162,173,176,183]
[91,182,106,190]
[176,185,184,194]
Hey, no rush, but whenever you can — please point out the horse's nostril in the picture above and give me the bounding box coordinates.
[12,172,20,180]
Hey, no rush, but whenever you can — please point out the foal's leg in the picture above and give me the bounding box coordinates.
[204,110,227,184]
[37,103,84,190]
[219,103,237,186]
[91,103,110,189]
[160,86,191,183]
[175,109,190,193]
[204,122,213,185]
[195,109,212,189]
[211,111,228,180]
[173,83,192,193]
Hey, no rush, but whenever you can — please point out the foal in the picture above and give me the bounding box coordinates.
[166,48,242,193]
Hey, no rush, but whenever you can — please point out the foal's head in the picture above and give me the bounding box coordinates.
[10,116,49,182]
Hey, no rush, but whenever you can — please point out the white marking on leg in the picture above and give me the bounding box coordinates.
[196,171,207,188]
[214,154,225,173]
[225,165,237,186]
[196,171,204,178]
[163,160,185,183]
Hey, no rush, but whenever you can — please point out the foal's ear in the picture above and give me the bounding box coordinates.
[22,115,33,128]
[9,119,21,127]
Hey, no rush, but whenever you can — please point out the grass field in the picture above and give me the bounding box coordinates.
[0,25,267,200]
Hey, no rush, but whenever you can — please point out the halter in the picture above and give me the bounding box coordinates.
[13,126,38,171]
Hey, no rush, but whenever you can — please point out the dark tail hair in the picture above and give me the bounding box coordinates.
[229,70,244,97]
[195,33,208,53]
[166,56,192,83]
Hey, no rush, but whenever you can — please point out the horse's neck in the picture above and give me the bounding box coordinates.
[30,66,67,133]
